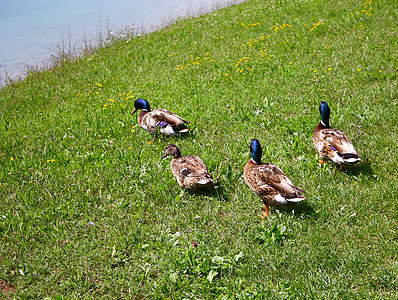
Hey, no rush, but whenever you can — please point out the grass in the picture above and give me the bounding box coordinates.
[1,0,398,298]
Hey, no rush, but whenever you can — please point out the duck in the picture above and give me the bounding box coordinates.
[243,139,306,218]
[161,144,213,190]
[313,101,360,166]
[131,98,190,138]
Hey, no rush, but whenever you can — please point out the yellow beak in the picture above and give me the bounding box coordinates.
[131,108,137,114]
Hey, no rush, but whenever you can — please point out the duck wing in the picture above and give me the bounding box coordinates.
[257,163,306,199]
[152,109,189,125]
[314,129,360,164]
[177,155,211,178]
[317,128,357,154]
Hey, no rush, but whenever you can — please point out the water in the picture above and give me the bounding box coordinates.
[0,0,243,85]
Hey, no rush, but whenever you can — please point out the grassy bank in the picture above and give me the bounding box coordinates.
[1,0,398,298]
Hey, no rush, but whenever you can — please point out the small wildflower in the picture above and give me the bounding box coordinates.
[148,141,153,145]
[128,147,132,150]
[192,241,197,248]
[10,157,14,161]
[313,70,318,73]
[319,160,324,164]
[131,129,135,133]
[379,70,382,73]
[328,68,332,71]
[89,221,95,226]
[225,73,229,77]
[357,68,362,71]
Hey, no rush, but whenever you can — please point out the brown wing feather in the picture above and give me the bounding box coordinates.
[315,129,357,154]
[154,109,189,125]
[257,163,305,196]
[175,155,209,177]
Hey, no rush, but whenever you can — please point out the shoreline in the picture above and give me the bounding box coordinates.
[0,0,247,87]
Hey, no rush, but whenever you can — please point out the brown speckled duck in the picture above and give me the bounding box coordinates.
[161,144,213,190]
[132,98,189,138]
[243,139,306,218]
[313,101,360,166]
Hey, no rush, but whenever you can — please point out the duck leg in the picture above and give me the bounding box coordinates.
[261,203,269,218]
[151,131,158,143]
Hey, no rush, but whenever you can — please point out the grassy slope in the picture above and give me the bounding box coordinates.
[1,0,398,298]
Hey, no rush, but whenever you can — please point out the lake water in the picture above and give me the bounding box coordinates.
[0,0,244,85]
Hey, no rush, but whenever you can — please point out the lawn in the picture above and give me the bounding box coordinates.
[1,0,398,298]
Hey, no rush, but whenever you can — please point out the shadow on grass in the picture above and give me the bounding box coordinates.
[185,183,230,201]
[343,159,374,176]
[154,131,196,144]
[272,201,317,219]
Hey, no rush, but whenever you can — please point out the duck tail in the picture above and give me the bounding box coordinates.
[286,191,306,202]
[172,123,190,134]
[338,152,361,164]
[328,144,360,165]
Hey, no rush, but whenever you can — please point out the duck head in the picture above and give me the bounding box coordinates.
[319,101,330,128]
[161,144,182,159]
[250,139,262,164]
[132,98,151,114]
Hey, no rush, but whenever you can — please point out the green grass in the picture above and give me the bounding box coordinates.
[1,0,398,298]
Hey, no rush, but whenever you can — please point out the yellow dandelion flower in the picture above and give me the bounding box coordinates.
[357,68,362,71]
[328,68,332,71]
[10,157,14,161]
[131,129,135,133]
[314,70,318,73]
[379,70,382,73]
[128,147,132,150]
[148,141,153,145]
[225,73,229,77]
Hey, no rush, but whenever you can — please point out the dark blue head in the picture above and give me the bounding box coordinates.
[319,101,330,127]
[132,98,151,114]
[250,139,262,164]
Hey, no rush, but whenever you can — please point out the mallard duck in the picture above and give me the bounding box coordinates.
[161,144,213,190]
[313,101,360,165]
[132,98,190,138]
[243,139,306,218]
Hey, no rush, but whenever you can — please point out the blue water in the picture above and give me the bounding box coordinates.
[0,0,243,85]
